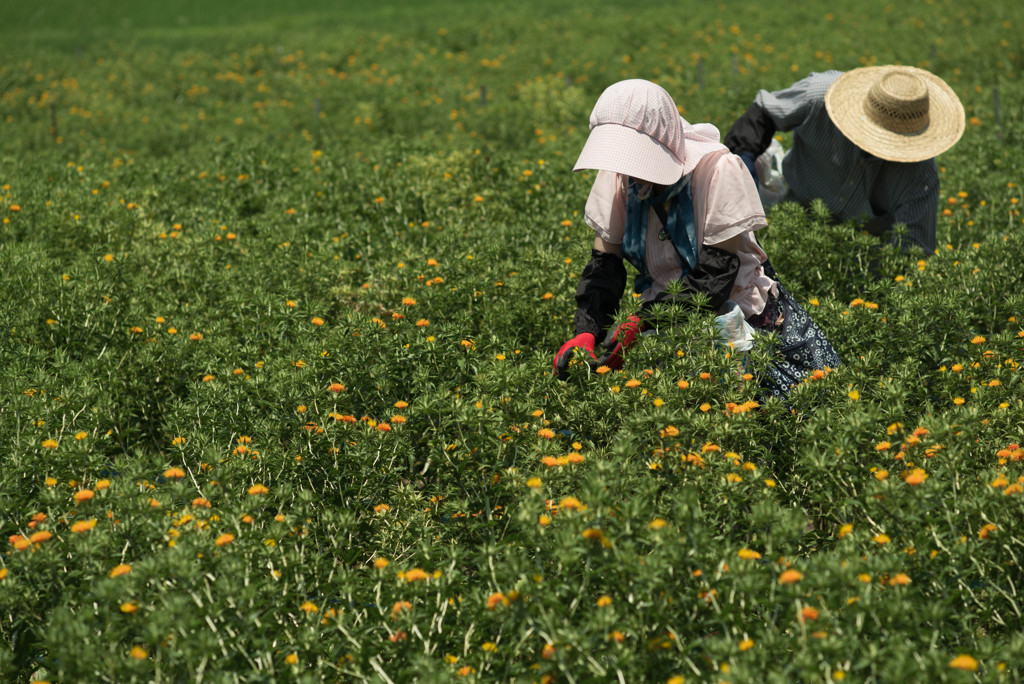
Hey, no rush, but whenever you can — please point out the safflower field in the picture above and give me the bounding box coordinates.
[2,0,1023,681]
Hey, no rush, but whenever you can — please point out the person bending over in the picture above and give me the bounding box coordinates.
[724,66,964,255]
[554,79,839,396]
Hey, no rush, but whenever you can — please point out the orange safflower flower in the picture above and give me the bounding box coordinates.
[70,519,97,533]
[778,570,803,584]
[905,469,928,486]
[404,568,428,582]
[560,496,583,511]
[109,564,132,578]
[948,655,978,671]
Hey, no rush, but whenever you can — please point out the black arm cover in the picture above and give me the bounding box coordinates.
[643,246,741,316]
[573,249,627,337]
[723,102,777,158]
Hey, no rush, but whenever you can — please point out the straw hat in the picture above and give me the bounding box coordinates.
[574,79,726,184]
[824,66,964,163]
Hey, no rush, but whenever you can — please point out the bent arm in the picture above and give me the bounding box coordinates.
[726,71,843,160]
[724,102,777,159]
[573,244,627,337]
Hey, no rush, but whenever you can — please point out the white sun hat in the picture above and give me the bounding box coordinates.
[824,66,965,163]
[574,79,725,185]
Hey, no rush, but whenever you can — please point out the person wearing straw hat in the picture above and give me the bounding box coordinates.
[553,79,839,395]
[724,66,965,255]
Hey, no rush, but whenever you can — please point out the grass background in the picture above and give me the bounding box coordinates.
[2,1,1023,682]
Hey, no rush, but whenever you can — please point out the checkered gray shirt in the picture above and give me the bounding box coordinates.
[755,71,939,253]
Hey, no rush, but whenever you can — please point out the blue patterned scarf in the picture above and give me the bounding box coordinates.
[623,175,697,294]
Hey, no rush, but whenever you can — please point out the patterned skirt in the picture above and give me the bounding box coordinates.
[748,264,841,397]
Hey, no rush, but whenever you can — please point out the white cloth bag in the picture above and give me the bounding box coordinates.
[755,139,788,207]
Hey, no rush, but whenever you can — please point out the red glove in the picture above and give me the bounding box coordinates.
[601,315,643,370]
[553,332,596,379]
